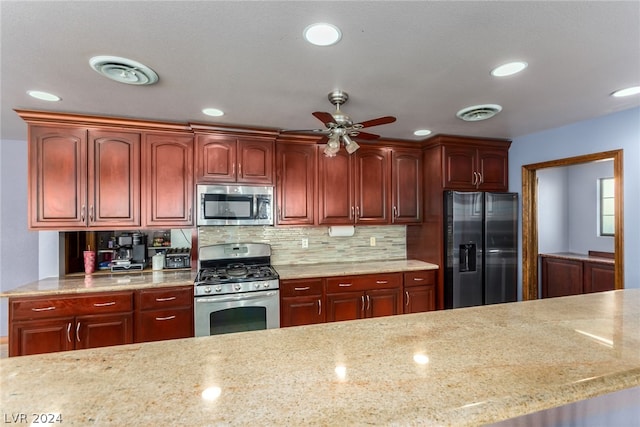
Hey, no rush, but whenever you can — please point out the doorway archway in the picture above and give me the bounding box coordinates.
[521,150,624,300]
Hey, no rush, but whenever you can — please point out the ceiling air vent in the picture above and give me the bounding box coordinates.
[456,104,502,122]
[89,56,159,85]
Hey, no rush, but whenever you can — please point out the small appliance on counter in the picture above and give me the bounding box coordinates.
[164,247,191,269]
[110,232,148,272]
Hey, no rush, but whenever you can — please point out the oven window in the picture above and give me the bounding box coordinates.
[209,307,267,335]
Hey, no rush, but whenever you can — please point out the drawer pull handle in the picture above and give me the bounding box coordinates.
[339,283,352,287]
[31,306,56,312]
[155,297,177,302]
[376,280,388,284]
[294,287,311,291]
[413,278,425,281]
[155,315,176,321]
[93,301,116,307]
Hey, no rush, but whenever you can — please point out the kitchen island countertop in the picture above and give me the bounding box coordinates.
[1,289,638,426]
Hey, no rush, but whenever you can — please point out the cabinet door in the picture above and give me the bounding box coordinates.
[477,148,508,191]
[326,291,364,322]
[443,145,476,189]
[195,135,236,183]
[135,307,194,343]
[583,262,615,293]
[75,313,133,350]
[237,139,274,184]
[366,288,401,318]
[143,133,194,227]
[404,285,436,314]
[276,143,316,225]
[391,149,422,223]
[355,147,390,224]
[10,318,74,356]
[281,296,324,327]
[318,149,354,224]
[29,126,87,229]
[541,257,583,298]
[88,130,141,227]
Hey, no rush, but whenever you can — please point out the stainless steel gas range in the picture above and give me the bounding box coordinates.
[194,243,279,337]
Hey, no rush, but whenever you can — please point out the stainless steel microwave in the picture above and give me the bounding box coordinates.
[196,184,274,226]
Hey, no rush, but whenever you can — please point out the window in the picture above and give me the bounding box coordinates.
[599,177,615,236]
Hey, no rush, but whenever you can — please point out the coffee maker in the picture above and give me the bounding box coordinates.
[111,233,147,271]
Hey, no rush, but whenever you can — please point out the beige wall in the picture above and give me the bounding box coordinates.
[198,225,406,265]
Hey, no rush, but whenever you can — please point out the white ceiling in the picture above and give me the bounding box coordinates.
[1,1,639,142]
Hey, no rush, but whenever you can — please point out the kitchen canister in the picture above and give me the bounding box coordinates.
[83,250,96,274]
[152,253,165,270]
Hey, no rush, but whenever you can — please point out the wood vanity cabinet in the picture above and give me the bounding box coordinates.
[325,273,402,322]
[142,133,194,227]
[403,270,436,314]
[583,261,615,293]
[28,125,141,229]
[275,139,317,225]
[391,148,422,224]
[318,146,391,225]
[194,133,275,184]
[9,291,134,357]
[541,255,615,298]
[280,278,324,327]
[134,286,194,343]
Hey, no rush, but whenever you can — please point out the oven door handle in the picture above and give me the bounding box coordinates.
[195,291,278,303]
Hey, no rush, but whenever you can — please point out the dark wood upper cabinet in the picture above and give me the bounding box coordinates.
[142,133,194,227]
[391,148,422,224]
[318,146,390,225]
[27,125,141,230]
[276,141,316,225]
[195,134,274,184]
[443,143,508,191]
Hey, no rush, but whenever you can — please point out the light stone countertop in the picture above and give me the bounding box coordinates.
[273,259,438,280]
[2,289,639,426]
[0,270,196,297]
[540,252,615,265]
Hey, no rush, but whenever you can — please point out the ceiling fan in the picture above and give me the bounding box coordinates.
[286,90,397,157]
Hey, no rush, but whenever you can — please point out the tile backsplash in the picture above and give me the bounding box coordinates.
[198,225,406,265]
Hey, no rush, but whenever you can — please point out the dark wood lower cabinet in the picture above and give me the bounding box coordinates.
[10,317,75,356]
[74,313,133,350]
[134,286,194,343]
[280,278,324,327]
[541,255,614,298]
[403,270,437,314]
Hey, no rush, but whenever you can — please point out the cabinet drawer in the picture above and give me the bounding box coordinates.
[135,307,194,343]
[136,286,193,310]
[404,270,436,287]
[10,292,133,321]
[326,273,402,293]
[280,279,323,297]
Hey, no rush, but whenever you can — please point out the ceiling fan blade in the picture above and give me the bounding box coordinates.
[357,116,397,128]
[281,128,328,134]
[354,131,380,140]
[312,111,336,126]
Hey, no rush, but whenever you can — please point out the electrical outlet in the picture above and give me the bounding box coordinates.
[301,238,309,248]
[370,237,376,247]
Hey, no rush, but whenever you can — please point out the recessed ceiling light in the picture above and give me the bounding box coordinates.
[303,23,342,46]
[456,104,503,122]
[27,90,61,102]
[491,61,528,77]
[89,55,158,85]
[202,108,224,117]
[413,129,432,136]
[611,86,640,97]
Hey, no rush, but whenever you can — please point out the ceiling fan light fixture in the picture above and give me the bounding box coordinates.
[304,23,342,46]
[611,86,640,97]
[343,134,360,154]
[456,104,502,122]
[491,61,528,77]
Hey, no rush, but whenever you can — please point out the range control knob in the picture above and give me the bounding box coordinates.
[214,286,222,293]
[263,283,270,289]
[234,284,242,291]
[254,283,261,289]
[204,286,212,294]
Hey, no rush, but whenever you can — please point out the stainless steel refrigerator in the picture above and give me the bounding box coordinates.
[444,191,518,309]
